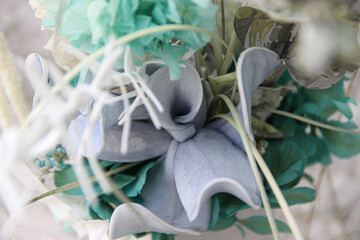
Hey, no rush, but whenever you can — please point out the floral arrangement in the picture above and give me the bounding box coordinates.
[1,0,360,240]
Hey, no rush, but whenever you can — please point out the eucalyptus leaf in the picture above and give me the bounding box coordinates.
[238,216,291,235]
[263,140,306,189]
[288,128,317,159]
[90,198,115,220]
[124,161,156,197]
[268,187,316,207]
[54,166,83,196]
[209,196,221,228]
[152,232,175,240]
[235,224,246,238]
[321,121,360,158]
[331,97,357,120]
[272,115,298,137]
[207,214,237,231]
[307,139,331,166]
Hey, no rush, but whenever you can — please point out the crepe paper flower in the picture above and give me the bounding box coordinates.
[33,0,218,79]
[67,47,281,237]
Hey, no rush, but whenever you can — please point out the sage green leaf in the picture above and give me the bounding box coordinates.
[272,115,298,137]
[88,204,101,220]
[222,197,249,217]
[91,173,135,196]
[234,6,295,56]
[321,121,360,158]
[268,187,316,208]
[54,166,83,196]
[235,224,246,238]
[152,232,175,240]
[331,97,357,120]
[288,128,317,158]
[307,139,331,166]
[209,196,221,228]
[263,140,306,189]
[207,214,237,231]
[300,80,346,120]
[90,198,114,220]
[124,161,156,197]
[101,194,121,206]
[238,216,291,235]
[54,165,135,196]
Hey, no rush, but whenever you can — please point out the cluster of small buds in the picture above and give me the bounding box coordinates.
[35,145,68,169]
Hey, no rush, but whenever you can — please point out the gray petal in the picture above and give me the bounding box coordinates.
[207,47,281,149]
[68,115,172,162]
[97,95,149,132]
[109,141,210,238]
[148,65,206,142]
[174,128,261,221]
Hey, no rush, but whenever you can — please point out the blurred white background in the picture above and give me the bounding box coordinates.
[0,1,360,239]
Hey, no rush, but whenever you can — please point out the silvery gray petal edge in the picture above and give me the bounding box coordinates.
[148,64,206,142]
[174,128,261,221]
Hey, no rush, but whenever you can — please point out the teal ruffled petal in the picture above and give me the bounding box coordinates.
[38,0,217,77]
[87,0,110,44]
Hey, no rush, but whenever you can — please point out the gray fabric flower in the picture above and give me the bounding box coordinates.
[68,47,281,238]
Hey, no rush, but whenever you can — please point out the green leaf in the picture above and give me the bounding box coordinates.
[268,187,316,207]
[92,173,136,196]
[101,194,122,206]
[272,115,298,137]
[54,166,83,196]
[238,216,291,235]
[208,214,237,231]
[152,232,174,240]
[301,80,345,119]
[90,198,114,220]
[209,195,221,228]
[223,198,249,217]
[307,138,332,165]
[321,121,360,158]
[263,139,306,189]
[288,128,317,158]
[234,6,295,56]
[124,161,155,197]
[235,224,246,238]
[54,164,135,196]
[331,97,357,119]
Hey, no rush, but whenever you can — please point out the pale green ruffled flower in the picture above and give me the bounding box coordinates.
[37,0,218,79]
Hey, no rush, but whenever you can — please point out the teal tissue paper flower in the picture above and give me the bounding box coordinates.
[37,0,218,79]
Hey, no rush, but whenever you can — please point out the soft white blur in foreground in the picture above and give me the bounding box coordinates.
[0,1,360,240]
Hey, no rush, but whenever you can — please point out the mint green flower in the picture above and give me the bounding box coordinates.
[38,0,218,79]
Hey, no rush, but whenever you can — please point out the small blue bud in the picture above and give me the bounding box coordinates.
[36,159,45,168]
[46,161,55,168]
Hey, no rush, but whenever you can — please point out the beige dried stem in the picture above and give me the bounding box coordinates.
[0,33,29,124]
[0,82,12,130]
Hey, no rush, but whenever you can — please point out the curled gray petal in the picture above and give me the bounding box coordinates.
[109,203,201,238]
[207,47,281,149]
[148,65,206,142]
[68,116,172,162]
[109,141,210,238]
[174,129,261,221]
